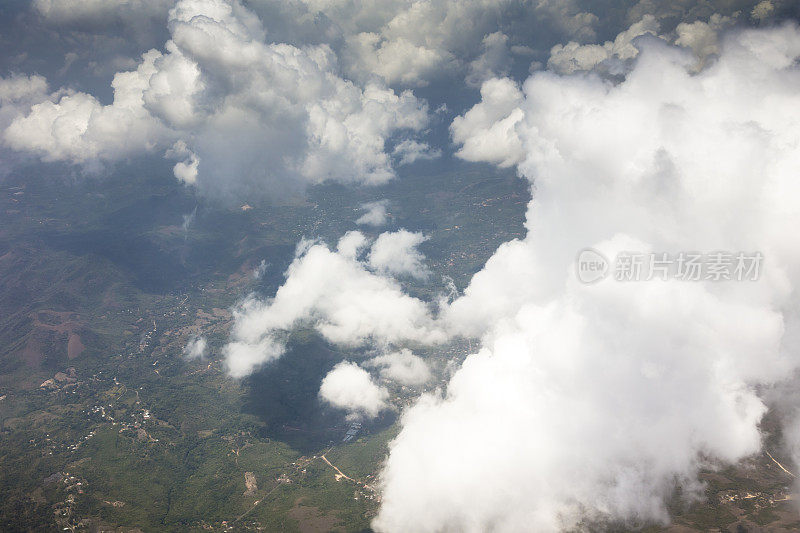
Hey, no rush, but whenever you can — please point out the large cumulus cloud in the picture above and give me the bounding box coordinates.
[374,23,800,531]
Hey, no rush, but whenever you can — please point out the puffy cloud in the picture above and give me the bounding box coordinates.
[336,230,370,259]
[547,15,661,74]
[450,77,525,167]
[343,32,455,88]
[4,51,169,163]
[8,0,779,194]
[623,0,751,28]
[391,139,440,165]
[292,0,600,87]
[223,337,285,380]
[223,232,444,377]
[319,361,390,418]
[3,0,432,199]
[675,14,734,68]
[368,230,429,279]
[165,140,200,184]
[334,0,510,87]
[443,237,538,337]
[11,0,783,109]
[366,348,431,386]
[183,335,208,360]
[374,24,800,531]
[356,199,390,227]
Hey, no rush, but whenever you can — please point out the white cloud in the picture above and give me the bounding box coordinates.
[343,32,455,88]
[391,139,440,165]
[675,14,734,69]
[166,140,200,185]
[223,232,444,377]
[319,361,390,418]
[547,11,738,77]
[366,348,431,386]
[183,335,208,360]
[547,15,661,74]
[334,0,509,87]
[224,336,286,379]
[450,77,525,168]
[356,200,390,227]
[4,52,169,163]
[375,24,800,532]
[368,230,429,279]
[336,230,369,259]
[443,237,538,337]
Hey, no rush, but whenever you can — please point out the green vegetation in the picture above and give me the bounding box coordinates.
[0,159,528,530]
